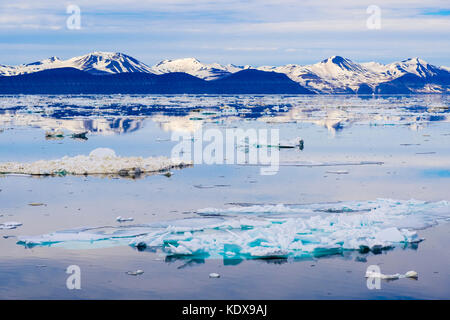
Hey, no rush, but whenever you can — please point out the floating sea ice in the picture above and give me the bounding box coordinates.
[326,170,349,174]
[365,271,401,280]
[28,203,46,206]
[374,227,406,243]
[0,148,191,176]
[71,131,88,140]
[0,222,22,230]
[209,273,220,278]
[45,129,64,138]
[126,270,144,276]
[404,271,419,279]
[116,216,134,222]
[16,199,450,260]
[365,270,418,280]
[278,137,304,149]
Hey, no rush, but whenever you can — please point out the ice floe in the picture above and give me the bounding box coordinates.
[2,95,449,137]
[126,270,144,276]
[16,199,450,260]
[0,148,191,177]
[116,216,134,222]
[0,222,22,230]
[365,270,418,280]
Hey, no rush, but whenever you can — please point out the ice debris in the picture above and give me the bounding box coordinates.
[0,222,22,230]
[405,270,419,278]
[45,129,64,138]
[28,203,46,207]
[15,199,450,260]
[71,131,88,140]
[126,270,144,276]
[326,170,349,175]
[244,137,304,150]
[116,216,134,222]
[209,273,220,278]
[365,270,418,280]
[0,148,191,176]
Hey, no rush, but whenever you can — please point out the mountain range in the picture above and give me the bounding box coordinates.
[0,52,449,94]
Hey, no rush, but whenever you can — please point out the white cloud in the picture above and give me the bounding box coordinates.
[0,0,448,66]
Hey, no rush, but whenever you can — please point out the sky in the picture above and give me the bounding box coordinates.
[0,0,449,67]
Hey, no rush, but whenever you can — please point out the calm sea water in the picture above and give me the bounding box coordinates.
[0,94,449,299]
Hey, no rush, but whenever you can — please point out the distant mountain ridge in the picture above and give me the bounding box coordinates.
[0,52,154,76]
[0,52,449,94]
[0,67,313,94]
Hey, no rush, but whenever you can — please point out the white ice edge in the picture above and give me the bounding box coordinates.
[16,199,450,259]
[365,270,418,280]
[0,221,22,230]
[0,148,191,176]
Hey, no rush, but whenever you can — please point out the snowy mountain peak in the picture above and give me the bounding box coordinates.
[151,57,246,80]
[403,57,428,65]
[321,55,348,64]
[0,51,154,76]
[25,56,61,67]
[318,56,364,73]
[179,57,201,63]
[1,52,448,94]
[388,57,437,78]
[66,52,154,74]
[45,56,61,63]
[304,56,367,83]
[154,57,202,69]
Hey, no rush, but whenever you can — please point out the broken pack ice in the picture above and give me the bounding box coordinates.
[15,199,450,260]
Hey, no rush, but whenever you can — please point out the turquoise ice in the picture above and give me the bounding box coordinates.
[16,199,450,260]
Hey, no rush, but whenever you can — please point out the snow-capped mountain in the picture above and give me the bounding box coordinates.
[258,56,449,93]
[258,56,381,93]
[360,57,449,93]
[0,52,449,94]
[0,52,154,76]
[151,57,250,81]
[264,57,447,93]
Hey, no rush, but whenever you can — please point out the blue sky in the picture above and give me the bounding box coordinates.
[0,0,449,66]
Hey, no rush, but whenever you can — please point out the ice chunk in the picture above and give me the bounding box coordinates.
[0,148,191,176]
[405,270,418,279]
[45,129,64,138]
[28,203,46,206]
[0,221,22,230]
[326,170,349,174]
[71,131,88,140]
[15,199,450,260]
[116,216,134,222]
[126,270,144,276]
[365,271,401,280]
[365,270,418,280]
[209,273,220,278]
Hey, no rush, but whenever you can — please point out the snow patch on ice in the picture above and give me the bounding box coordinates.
[0,148,191,176]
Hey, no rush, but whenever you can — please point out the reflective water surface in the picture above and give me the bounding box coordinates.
[0,94,449,299]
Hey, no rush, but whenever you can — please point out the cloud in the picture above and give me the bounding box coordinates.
[0,0,448,66]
